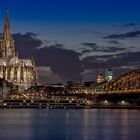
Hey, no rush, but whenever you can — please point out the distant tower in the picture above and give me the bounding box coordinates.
[105,66,113,81]
[97,72,105,83]
[0,10,15,58]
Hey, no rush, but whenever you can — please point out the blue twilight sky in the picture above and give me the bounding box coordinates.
[0,0,140,32]
[0,0,140,83]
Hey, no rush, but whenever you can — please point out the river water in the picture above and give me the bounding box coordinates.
[0,109,140,140]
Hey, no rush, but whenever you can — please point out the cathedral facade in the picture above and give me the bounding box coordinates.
[0,12,37,89]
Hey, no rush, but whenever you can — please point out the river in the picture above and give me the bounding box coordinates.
[0,109,140,140]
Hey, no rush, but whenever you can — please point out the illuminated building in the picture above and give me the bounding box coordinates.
[97,73,105,83]
[0,11,37,89]
[105,66,113,81]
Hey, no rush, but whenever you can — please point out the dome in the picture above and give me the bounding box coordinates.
[97,73,105,83]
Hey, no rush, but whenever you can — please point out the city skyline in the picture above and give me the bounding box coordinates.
[0,0,140,83]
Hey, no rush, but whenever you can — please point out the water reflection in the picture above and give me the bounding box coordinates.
[0,109,140,140]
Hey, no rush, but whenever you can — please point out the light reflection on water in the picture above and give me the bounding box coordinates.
[0,109,140,140]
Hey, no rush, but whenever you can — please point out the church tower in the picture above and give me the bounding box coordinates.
[0,8,38,90]
[0,10,15,58]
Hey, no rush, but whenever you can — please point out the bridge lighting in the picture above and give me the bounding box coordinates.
[69,100,72,103]
[3,103,7,106]
[119,100,129,106]
[121,100,125,104]
[104,100,108,104]
[103,100,110,105]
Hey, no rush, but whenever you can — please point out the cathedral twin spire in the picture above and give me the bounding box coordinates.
[4,10,11,40]
[0,10,15,58]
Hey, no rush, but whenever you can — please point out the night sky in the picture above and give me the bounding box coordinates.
[0,0,140,84]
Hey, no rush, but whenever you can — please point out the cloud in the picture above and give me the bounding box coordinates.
[112,23,136,28]
[35,45,83,82]
[81,51,140,80]
[81,43,97,49]
[81,69,99,81]
[104,30,140,39]
[105,47,126,52]
[13,32,83,83]
[37,66,61,84]
[82,51,140,69]
[121,23,136,27]
[13,32,43,58]
[12,32,140,83]
[108,40,120,45]
[81,49,92,54]
[82,42,127,53]
[83,52,140,69]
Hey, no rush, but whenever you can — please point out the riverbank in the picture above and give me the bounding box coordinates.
[1,92,140,109]
[1,100,140,109]
[1,105,140,109]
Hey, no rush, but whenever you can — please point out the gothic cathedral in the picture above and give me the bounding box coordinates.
[0,11,37,89]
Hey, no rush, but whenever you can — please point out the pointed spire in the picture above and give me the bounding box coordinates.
[31,56,35,67]
[4,9,10,39]
[0,9,16,58]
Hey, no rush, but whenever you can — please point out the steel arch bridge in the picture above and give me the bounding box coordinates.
[103,69,140,93]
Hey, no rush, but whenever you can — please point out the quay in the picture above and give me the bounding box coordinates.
[0,98,92,109]
[1,92,140,109]
[1,100,140,109]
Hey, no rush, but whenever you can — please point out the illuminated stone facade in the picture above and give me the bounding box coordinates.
[0,12,37,89]
[97,73,105,83]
